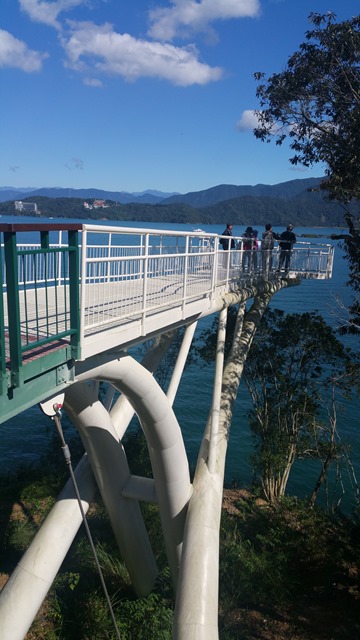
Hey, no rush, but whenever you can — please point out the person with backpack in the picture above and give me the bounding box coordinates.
[219,223,235,251]
[219,223,235,268]
[278,224,296,272]
[261,223,279,273]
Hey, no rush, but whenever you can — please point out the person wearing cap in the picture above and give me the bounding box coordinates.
[278,224,296,273]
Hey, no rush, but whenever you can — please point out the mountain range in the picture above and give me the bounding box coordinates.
[0,178,321,205]
[0,177,351,228]
[0,186,178,204]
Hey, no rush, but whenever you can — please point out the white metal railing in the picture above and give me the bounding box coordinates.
[1,225,334,351]
[79,226,219,340]
[77,225,333,335]
[2,232,334,288]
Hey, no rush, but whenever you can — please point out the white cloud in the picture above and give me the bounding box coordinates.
[63,21,223,86]
[236,109,259,131]
[19,0,84,30]
[148,0,261,41]
[83,77,103,88]
[0,28,47,71]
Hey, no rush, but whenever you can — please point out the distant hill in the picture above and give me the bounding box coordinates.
[0,178,322,206]
[162,178,323,207]
[0,187,178,204]
[0,177,353,228]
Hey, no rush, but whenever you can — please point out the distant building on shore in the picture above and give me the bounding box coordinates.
[83,200,108,210]
[15,201,39,214]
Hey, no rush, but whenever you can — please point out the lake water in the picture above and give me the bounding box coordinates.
[0,217,359,513]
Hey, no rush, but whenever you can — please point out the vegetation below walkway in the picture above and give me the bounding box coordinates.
[0,439,359,640]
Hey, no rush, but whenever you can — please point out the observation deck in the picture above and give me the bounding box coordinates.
[0,222,334,424]
[0,221,335,640]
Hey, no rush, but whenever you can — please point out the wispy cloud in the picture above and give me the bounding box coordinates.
[236,109,260,131]
[10,165,21,173]
[0,29,47,71]
[83,77,103,88]
[65,157,84,170]
[19,0,84,30]
[148,0,261,41]
[63,21,223,86]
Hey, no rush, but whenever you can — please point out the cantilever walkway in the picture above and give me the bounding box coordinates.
[4,223,334,362]
[0,223,335,640]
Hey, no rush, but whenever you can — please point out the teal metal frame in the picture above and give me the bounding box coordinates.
[0,223,82,424]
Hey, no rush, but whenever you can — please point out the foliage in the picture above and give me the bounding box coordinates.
[219,494,360,635]
[254,12,360,203]
[332,212,360,334]
[118,589,173,640]
[196,306,359,505]
[254,12,360,332]
[244,308,358,503]
[1,425,360,639]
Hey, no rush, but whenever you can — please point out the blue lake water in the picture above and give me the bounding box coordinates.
[0,217,359,513]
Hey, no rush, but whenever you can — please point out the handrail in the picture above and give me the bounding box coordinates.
[0,223,334,401]
[0,225,81,392]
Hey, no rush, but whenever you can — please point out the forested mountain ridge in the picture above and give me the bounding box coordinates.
[0,177,322,206]
[0,176,354,227]
[0,186,174,204]
[161,177,323,207]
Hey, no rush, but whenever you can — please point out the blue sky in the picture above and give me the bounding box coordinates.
[1,0,357,194]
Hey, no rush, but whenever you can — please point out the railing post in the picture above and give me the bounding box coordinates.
[210,241,217,300]
[3,230,23,388]
[107,232,112,283]
[182,236,190,317]
[141,234,150,334]
[0,239,7,394]
[67,228,81,359]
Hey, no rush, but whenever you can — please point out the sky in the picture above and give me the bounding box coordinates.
[0,0,358,194]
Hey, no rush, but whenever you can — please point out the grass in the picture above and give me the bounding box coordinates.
[0,434,359,639]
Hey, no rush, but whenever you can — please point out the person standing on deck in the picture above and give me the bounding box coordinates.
[241,226,255,272]
[219,223,235,268]
[261,223,279,273]
[219,223,235,250]
[277,224,296,273]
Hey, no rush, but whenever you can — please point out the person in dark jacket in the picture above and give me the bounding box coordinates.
[278,224,296,272]
[219,223,235,250]
[220,223,235,268]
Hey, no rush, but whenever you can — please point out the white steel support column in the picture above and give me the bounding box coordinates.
[166,322,197,406]
[72,353,192,588]
[208,308,227,473]
[0,455,97,640]
[64,381,158,596]
[110,330,177,440]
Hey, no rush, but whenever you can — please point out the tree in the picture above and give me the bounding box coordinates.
[254,12,360,202]
[331,212,360,335]
[243,309,358,504]
[253,12,360,332]
[198,305,359,505]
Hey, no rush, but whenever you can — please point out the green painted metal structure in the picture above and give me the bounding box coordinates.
[0,223,82,423]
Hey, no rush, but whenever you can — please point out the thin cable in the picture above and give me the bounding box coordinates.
[52,405,122,640]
